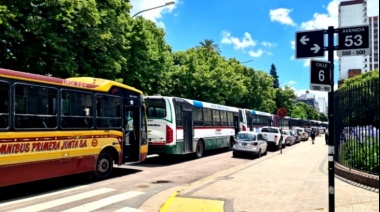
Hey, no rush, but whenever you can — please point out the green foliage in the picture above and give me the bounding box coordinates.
[339,138,379,174]
[197,39,220,54]
[319,112,328,122]
[123,17,173,94]
[290,102,318,120]
[269,63,279,88]
[0,0,133,79]
[335,71,379,128]
[274,86,297,114]
[339,70,379,89]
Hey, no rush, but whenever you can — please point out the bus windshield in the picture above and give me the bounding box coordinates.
[146,99,166,118]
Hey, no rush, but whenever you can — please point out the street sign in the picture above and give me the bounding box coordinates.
[337,25,370,57]
[310,60,331,92]
[295,30,325,59]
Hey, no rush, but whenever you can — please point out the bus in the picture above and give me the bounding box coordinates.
[145,95,241,158]
[248,110,273,132]
[0,68,148,187]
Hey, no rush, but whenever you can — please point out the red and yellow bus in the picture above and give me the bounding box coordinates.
[0,68,148,187]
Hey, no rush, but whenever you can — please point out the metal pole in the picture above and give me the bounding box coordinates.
[132,2,175,18]
[327,26,335,212]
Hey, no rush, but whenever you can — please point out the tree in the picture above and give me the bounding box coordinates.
[274,86,297,114]
[123,17,173,94]
[198,39,221,54]
[0,0,133,80]
[269,63,279,88]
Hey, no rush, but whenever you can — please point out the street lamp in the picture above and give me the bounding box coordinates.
[132,1,175,18]
[241,59,254,64]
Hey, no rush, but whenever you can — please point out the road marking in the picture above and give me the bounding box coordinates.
[10,188,114,212]
[62,191,144,212]
[0,185,88,207]
[114,207,142,212]
[161,197,224,212]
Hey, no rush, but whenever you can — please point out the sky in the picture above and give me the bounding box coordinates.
[130,0,379,109]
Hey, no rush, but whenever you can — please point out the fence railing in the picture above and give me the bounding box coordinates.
[334,80,379,175]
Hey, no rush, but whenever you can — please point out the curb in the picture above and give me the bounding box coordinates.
[335,162,379,189]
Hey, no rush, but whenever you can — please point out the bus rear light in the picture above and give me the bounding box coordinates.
[166,125,173,143]
[242,125,247,131]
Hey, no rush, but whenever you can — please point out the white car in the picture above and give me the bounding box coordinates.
[233,131,268,158]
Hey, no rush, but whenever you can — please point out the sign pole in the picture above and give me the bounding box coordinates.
[327,26,335,212]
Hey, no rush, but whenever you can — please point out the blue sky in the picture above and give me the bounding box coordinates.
[130,0,379,105]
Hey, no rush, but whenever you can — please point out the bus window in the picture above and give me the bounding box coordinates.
[146,98,166,118]
[61,90,93,129]
[193,107,203,126]
[0,81,9,129]
[14,84,58,129]
[96,95,121,128]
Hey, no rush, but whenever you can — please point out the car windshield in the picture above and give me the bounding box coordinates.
[237,133,256,140]
[296,129,303,132]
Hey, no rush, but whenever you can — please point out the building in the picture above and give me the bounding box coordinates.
[316,97,327,115]
[338,0,379,86]
[297,91,316,109]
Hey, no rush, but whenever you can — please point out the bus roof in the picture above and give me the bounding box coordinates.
[0,68,142,94]
[251,110,272,116]
[145,95,239,112]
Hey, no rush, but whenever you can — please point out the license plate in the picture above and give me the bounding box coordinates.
[242,143,247,146]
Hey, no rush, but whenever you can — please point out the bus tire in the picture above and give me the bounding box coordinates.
[93,151,113,180]
[195,140,204,159]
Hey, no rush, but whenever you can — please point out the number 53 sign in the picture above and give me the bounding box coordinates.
[337,25,369,57]
[310,60,331,92]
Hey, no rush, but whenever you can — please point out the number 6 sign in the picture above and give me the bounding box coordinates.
[310,60,331,92]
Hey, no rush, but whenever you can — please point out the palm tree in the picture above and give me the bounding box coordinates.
[198,39,221,54]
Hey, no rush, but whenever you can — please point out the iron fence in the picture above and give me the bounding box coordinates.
[334,80,379,175]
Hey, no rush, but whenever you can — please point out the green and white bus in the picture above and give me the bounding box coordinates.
[145,95,244,158]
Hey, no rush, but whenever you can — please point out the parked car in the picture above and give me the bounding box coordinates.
[233,131,268,158]
[305,128,312,137]
[294,127,309,141]
[282,130,296,146]
[292,130,301,143]
[260,126,284,150]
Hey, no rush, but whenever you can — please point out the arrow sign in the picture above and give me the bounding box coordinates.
[300,35,310,45]
[311,44,321,53]
[295,30,325,59]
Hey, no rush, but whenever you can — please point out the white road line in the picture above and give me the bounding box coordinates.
[62,191,144,212]
[114,206,142,212]
[10,188,114,212]
[0,185,88,207]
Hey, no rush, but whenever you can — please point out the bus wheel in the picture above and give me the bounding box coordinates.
[94,151,113,180]
[195,140,204,158]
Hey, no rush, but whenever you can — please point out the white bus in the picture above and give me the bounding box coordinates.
[145,96,242,158]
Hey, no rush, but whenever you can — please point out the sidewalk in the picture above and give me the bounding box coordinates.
[142,136,379,212]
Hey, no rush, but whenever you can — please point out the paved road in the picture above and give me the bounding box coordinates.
[142,136,379,212]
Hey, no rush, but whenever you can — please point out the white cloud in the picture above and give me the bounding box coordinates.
[287,80,297,85]
[261,41,277,48]
[221,31,256,50]
[130,0,177,27]
[300,0,340,30]
[290,40,295,50]
[269,8,297,26]
[249,49,264,58]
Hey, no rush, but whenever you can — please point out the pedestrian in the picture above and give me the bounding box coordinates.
[311,130,316,144]
[325,129,329,145]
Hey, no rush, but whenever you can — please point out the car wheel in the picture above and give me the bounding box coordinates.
[256,149,261,158]
[233,151,238,157]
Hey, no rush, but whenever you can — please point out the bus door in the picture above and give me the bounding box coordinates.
[122,106,142,162]
[246,111,253,131]
[182,105,193,153]
[233,113,240,135]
